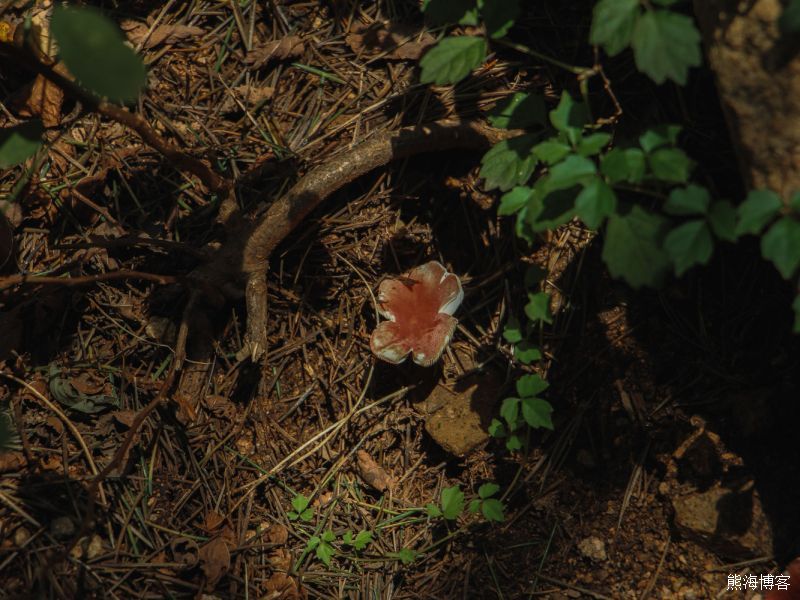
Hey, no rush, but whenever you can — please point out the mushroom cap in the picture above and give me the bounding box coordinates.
[369,261,463,367]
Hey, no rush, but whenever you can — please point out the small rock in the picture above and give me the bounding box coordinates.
[13,527,30,547]
[577,536,607,561]
[50,516,75,539]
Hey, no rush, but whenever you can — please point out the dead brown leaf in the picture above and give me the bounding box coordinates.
[264,572,307,600]
[173,391,199,423]
[111,410,136,428]
[198,534,231,587]
[356,449,393,492]
[245,35,304,68]
[121,20,204,49]
[346,22,435,61]
[203,510,227,534]
[0,452,25,474]
[17,74,63,127]
[264,523,288,546]
[169,537,199,570]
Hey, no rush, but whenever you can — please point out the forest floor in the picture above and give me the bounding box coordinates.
[1,1,799,599]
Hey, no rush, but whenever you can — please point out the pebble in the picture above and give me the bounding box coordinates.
[577,536,607,561]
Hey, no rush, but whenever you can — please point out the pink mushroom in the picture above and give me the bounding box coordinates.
[369,261,464,367]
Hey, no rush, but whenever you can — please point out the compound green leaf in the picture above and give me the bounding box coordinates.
[601,147,646,184]
[525,185,578,232]
[549,93,588,145]
[489,92,547,129]
[707,200,738,242]
[480,133,539,191]
[648,147,693,183]
[0,120,44,168]
[761,217,800,279]
[502,315,523,342]
[602,206,670,288]
[498,186,532,216]
[481,498,506,522]
[478,483,500,499]
[500,397,521,429]
[506,433,523,451]
[589,0,640,56]
[396,548,417,564]
[631,10,702,85]
[441,485,465,520]
[481,0,519,38]
[735,189,783,236]
[515,340,541,364]
[575,177,617,229]
[639,124,682,153]
[578,132,612,157]
[533,139,572,165]
[51,5,146,103]
[521,397,554,429]
[525,291,553,324]
[664,219,714,276]
[488,418,506,438]
[664,184,710,216]
[316,541,334,566]
[516,373,549,398]
[420,36,487,85]
[547,154,597,191]
[353,530,373,551]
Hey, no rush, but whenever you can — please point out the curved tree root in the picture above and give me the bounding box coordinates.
[214,119,522,361]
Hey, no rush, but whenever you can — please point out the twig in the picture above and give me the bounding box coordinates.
[0,270,177,290]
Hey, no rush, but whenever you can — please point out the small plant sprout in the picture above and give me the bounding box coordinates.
[342,530,373,551]
[306,530,336,566]
[370,261,464,366]
[426,485,465,520]
[287,493,314,522]
[468,483,506,522]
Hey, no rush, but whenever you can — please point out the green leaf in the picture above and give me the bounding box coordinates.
[780,0,800,33]
[481,0,520,38]
[648,147,693,183]
[481,498,506,522]
[549,93,589,145]
[589,0,640,56]
[525,291,553,324]
[342,531,353,545]
[441,485,465,520]
[516,374,549,398]
[489,92,547,129]
[601,148,646,184]
[396,548,417,564]
[791,191,800,212]
[469,499,482,514]
[0,120,44,168]
[631,10,702,85]
[499,186,532,216]
[575,177,617,229]
[478,483,500,499]
[761,217,800,279]
[353,530,373,551]
[300,508,314,521]
[664,184,710,216]
[422,0,479,25]
[521,397,554,429]
[532,140,572,165]
[307,536,320,550]
[515,340,542,364]
[321,530,336,543]
[578,132,612,157]
[707,200,738,242]
[502,315,523,342]
[736,189,783,236]
[316,541,335,566]
[480,134,539,191]
[506,434,523,451]
[525,184,579,232]
[426,503,443,518]
[291,494,310,513]
[500,397,521,429]
[420,36,487,85]
[51,5,146,103]
[602,206,670,288]
[547,155,597,191]
[488,418,506,438]
[664,220,714,276]
[639,125,682,153]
